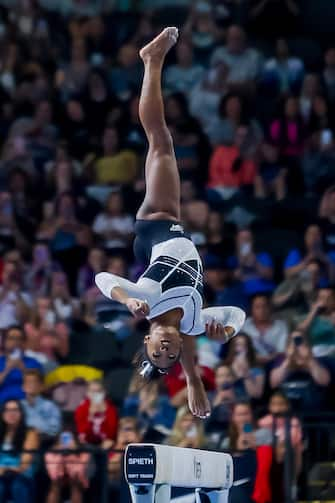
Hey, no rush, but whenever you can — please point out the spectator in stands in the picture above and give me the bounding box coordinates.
[209,92,263,148]
[183,1,223,63]
[0,192,18,253]
[24,242,53,297]
[0,256,32,331]
[273,259,322,317]
[269,95,306,160]
[243,294,289,365]
[306,95,334,136]
[319,186,335,251]
[123,95,147,155]
[227,229,275,296]
[223,400,272,503]
[205,211,231,258]
[189,61,229,139]
[21,369,61,443]
[207,126,258,200]
[206,364,236,442]
[9,100,58,155]
[261,38,304,96]
[203,254,248,311]
[210,25,262,94]
[108,417,142,486]
[0,326,42,403]
[92,126,138,185]
[284,224,335,284]
[59,100,90,160]
[84,69,119,139]
[224,400,271,450]
[224,334,265,400]
[109,43,142,101]
[123,378,176,434]
[164,39,205,95]
[270,329,331,411]
[45,149,83,200]
[323,48,335,103]
[75,379,118,448]
[302,127,335,195]
[45,419,93,503]
[299,74,322,123]
[254,141,287,201]
[49,193,92,290]
[167,405,206,449]
[258,391,303,492]
[82,254,130,328]
[182,199,210,239]
[92,191,134,251]
[55,37,90,101]
[164,92,211,187]
[50,271,81,323]
[77,247,105,297]
[297,286,335,356]
[0,399,39,502]
[24,296,69,369]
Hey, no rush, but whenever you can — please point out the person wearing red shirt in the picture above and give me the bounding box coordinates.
[208,126,257,195]
[75,379,118,448]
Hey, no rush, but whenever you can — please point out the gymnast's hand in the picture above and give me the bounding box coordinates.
[205,321,235,343]
[125,298,150,319]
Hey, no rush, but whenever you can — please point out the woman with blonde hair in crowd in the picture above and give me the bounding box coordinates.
[167,406,206,449]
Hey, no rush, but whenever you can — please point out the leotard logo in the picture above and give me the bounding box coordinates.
[170,224,184,233]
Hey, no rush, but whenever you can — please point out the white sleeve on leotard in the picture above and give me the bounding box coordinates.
[200,306,246,335]
[95,272,161,308]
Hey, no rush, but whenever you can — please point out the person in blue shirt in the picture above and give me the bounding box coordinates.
[21,369,61,443]
[226,229,275,296]
[0,326,42,404]
[284,224,335,283]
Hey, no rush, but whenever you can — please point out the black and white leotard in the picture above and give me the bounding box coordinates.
[95,220,245,336]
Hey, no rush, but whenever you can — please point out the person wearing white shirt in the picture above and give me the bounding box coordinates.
[243,294,288,365]
[93,191,134,249]
[164,40,204,95]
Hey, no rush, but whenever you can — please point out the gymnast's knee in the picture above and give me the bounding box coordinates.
[148,129,173,157]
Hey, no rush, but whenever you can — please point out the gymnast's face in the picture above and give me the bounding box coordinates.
[144,326,183,370]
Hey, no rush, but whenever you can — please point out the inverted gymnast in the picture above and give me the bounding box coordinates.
[95,27,245,419]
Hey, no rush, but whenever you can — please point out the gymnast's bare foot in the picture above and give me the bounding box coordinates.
[187,377,211,420]
[140,27,179,64]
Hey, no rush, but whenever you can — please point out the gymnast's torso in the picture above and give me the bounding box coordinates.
[141,235,204,334]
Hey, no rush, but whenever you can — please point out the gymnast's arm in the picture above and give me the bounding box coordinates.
[95,273,160,318]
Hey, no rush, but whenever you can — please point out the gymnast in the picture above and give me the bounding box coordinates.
[95,27,245,419]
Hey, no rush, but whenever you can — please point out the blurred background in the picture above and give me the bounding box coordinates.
[0,0,335,502]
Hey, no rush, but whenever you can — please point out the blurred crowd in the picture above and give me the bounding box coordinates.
[0,0,334,501]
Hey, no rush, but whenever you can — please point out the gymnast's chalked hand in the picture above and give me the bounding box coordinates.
[205,321,235,343]
[125,298,150,319]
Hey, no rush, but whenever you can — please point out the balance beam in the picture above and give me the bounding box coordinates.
[125,443,233,503]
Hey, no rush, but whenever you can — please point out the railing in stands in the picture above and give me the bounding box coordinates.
[3,414,335,503]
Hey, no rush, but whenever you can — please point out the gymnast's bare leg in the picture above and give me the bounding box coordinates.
[138,28,210,418]
[137,27,180,221]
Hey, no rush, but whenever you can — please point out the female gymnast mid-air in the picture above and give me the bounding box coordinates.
[95,27,246,419]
